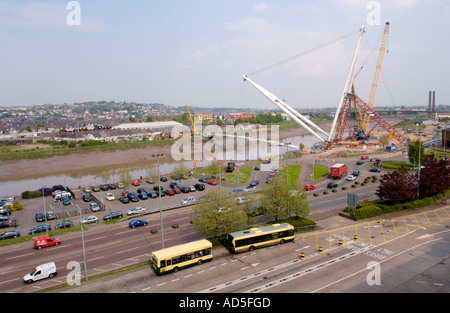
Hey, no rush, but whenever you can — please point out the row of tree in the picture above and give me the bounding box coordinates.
[191,175,310,239]
[376,154,450,203]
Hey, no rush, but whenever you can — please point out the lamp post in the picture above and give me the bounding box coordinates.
[285,143,291,188]
[152,153,165,249]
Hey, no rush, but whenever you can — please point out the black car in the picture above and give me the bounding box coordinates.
[153,186,163,191]
[55,220,73,230]
[160,176,168,182]
[100,184,109,191]
[0,207,11,216]
[137,188,147,194]
[169,182,179,189]
[127,193,139,202]
[327,182,338,189]
[180,186,190,193]
[250,179,260,186]
[35,212,45,222]
[28,224,51,235]
[194,183,205,191]
[199,177,208,183]
[82,194,92,202]
[148,191,158,198]
[103,210,123,221]
[353,171,360,177]
[119,196,130,204]
[0,230,20,240]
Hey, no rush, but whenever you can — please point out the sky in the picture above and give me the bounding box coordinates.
[0,0,449,110]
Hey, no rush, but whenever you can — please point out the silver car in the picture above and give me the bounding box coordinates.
[126,206,147,216]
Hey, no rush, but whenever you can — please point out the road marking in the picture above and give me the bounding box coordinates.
[85,236,106,242]
[115,246,140,254]
[6,253,34,260]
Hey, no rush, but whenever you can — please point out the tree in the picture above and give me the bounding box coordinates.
[171,162,189,179]
[191,188,248,238]
[206,159,222,176]
[376,167,417,203]
[119,170,132,188]
[408,140,426,166]
[378,135,389,149]
[260,175,310,221]
[419,155,450,198]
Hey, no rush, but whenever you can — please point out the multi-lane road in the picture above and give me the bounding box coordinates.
[0,153,419,293]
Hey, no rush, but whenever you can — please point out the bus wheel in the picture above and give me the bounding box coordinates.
[280,239,285,244]
[249,246,255,251]
[173,267,179,273]
[197,260,203,265]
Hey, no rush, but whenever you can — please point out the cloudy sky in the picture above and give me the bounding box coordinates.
[0,0,449,110]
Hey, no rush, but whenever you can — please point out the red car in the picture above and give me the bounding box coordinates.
[122,190,129,197]
[132,180,141,186]
[361,155,369,160]
[304,184,316,191]
[207,180,217,185]
[173,187,181,194]
[164,189,175,196]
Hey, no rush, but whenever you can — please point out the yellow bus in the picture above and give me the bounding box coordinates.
[151,239,213,275]
[225,223,295,253]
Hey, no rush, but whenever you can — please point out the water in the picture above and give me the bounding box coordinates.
[0,133,321,196]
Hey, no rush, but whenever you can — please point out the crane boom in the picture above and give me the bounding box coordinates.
[185,105,199,135]
[243,75,326,143]
[361,22,390,133]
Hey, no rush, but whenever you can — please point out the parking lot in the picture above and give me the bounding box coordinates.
[2,175,258,237]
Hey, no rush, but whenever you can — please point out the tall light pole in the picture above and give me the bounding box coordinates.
[152,153,165,249]
[285,143,291,188]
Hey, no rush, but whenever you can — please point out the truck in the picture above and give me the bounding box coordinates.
[225,162,236,173]
[330,163,347,179]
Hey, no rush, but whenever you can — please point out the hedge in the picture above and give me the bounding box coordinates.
[352,204,383,220]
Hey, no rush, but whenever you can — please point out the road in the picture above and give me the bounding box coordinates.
[0,153,396,293]
[51,205,450,294]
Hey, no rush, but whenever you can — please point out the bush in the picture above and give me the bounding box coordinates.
[353,204,383,220]
[21,190,43,199]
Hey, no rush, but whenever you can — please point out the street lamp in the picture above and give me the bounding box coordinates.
[152,153,165,249]
[285,143,291,188]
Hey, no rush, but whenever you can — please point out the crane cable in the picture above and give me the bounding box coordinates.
[246,28,362,76]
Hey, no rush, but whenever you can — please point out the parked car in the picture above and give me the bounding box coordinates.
[353,171,360,176]
[62,196,71,205]
[189,186,196,192]
[160,176,168,182]
[138,192,148,200]
[119,196,130,204]
[173,187,181,194]
[28,224,51,235]
[81,215,98,225]
[0,207,11,216]
[180,186,190,193]
[82,194,92,202]
[127,193,139,202]
[92,185,100,192]
[84,186,92,193]
[250,179,260,186]
[129,219,148,228]
[164,189,175,196]
[194,183,205,191]
[89,203,100,212]
[103,210,123,221]
[229,189,244,195]
[347,175,356,181]
[35,212,45,223]
[304,184,316,191]
[361,155,369,160]
[117,182,124,189]
[137,187,147,194]
[153,186,163,191]
[244,185,257,192]
[356,160,364,165]
[369,168,381,173]
[108,183,117,190]
[0,230,20,239]
[132,180,141,186]
[199,177,208,183]
[207,180,217,185]
[148,191,158,198]
[127,206,147,216]
[46,211,56,220]
[100,184,109,191]
[327,182,338,189]
[105,193,115,201]
[169,182,179,189]
[55,220,73,230]
[146,178,155,184]
[181,197,196,205]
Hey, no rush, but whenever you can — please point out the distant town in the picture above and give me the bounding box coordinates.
[0,101,448,144]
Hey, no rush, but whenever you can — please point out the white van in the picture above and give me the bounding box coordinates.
[23,262,57,284]
[54,192,72,202]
